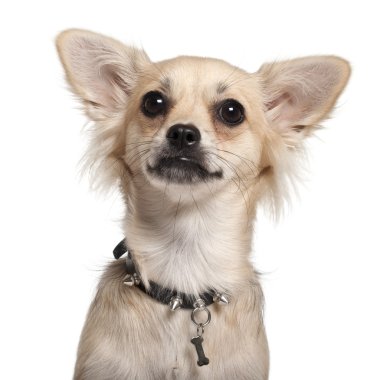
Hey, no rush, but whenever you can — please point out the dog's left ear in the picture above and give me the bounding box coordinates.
[258,56,350,146]
[56,29,150,120]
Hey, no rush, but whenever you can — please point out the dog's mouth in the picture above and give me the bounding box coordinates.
[147,156,223,184]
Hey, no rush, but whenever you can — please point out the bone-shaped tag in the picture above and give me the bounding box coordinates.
[191,336,210,366]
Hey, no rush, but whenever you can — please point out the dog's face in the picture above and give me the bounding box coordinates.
[56,30,350,204]
[123,56,265,197]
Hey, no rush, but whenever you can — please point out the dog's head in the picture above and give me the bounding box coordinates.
[56,30,350,207]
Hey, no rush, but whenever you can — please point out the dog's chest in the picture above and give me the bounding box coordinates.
[118,289,267,379]
[115,296,197,378]
[77,266,268,379]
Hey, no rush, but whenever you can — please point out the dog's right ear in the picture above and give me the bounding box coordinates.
[56,29,150,120]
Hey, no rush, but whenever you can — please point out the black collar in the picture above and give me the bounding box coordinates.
[113,239,215,309]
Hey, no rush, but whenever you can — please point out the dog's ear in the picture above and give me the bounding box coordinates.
[56,29,150,120]
[258,56,350,146]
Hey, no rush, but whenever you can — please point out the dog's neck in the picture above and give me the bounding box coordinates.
[123,177,258,296]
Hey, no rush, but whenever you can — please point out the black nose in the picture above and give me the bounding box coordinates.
[166,124,201,149]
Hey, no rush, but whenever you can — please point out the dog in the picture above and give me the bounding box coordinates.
[56,29,350,380]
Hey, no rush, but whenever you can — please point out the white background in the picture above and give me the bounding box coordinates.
[1,1,379,379]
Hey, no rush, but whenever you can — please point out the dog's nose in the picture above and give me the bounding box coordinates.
[166,124,201,149]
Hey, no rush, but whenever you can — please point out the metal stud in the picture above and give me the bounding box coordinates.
[169,295,183,311]
[123,273,141,286]
[213,292,230,305]
[193,298,206,309]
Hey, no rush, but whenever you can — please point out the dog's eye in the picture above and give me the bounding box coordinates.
[142,91,166,117]
[218,99,245,126]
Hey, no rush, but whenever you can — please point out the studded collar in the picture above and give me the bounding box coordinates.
[113,239,229,310]
[113,239,231,366]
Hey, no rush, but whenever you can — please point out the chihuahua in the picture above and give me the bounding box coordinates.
[56,29,350,380]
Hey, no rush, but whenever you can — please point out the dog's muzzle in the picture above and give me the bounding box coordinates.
[147,124,223,184]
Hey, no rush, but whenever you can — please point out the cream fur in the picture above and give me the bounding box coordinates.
[56,29,350,380]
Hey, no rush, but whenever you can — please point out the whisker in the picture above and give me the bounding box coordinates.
[190,189,206,226]
[127,148,151,168]
[221,65,241,87]
[211,153,251,220]
[210,152,249,182]
[125,140,153,147]
[216,148,259,175]
[216,130,246,144]
[161,181,169,210]
[172,194,182,246]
